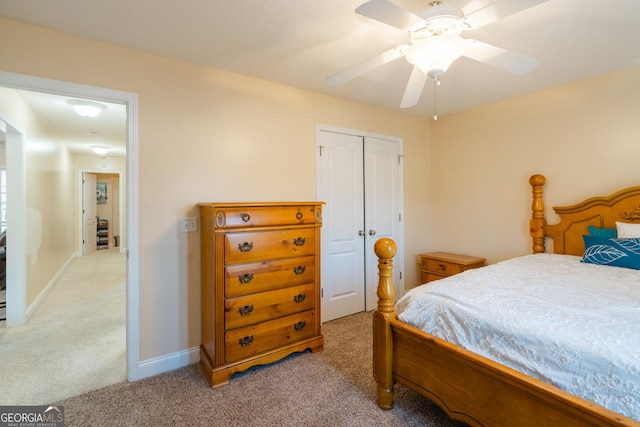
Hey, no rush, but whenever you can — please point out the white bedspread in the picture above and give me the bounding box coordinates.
[397,253,640,420]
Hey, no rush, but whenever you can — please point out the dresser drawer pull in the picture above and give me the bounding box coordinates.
[294,321,306,332]
[438,263,447,271]
[238,242,253,252]
[241,213,251,222]
[293,265,306,275]
[238,273,254,284]
[239,336,254,347]
[296,211,303,220]
[293,237,306,246]
[238,305,254,316]
[293,294,306,303]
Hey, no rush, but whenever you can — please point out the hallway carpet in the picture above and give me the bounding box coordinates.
[0,248,126,405]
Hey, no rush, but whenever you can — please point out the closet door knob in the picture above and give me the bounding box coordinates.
[368,230,376,236]
[358,230,365,236]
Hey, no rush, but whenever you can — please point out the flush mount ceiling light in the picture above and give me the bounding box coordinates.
[68,100,105,118]
[90,145,110,157]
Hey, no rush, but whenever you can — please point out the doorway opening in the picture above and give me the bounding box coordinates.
[0,71,140,383]
[80,171,123,256]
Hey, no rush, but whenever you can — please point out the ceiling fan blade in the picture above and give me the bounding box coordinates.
[400,66,428,108]
[463,39,539,75]
[355,0,424,30]
[463,0,549,29]
[326,45,408,86]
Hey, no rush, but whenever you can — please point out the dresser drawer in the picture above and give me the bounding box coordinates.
[225,283,315,330]
[225,255,315,298]
[213,205,320,228]
[225,310,315,363]
[423,272,448,283]
[225,228,315,264]
[424,259,465,277]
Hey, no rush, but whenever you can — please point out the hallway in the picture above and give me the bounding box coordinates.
[0,248,126,405]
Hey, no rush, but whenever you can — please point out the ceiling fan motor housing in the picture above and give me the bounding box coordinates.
[413,5,465,37]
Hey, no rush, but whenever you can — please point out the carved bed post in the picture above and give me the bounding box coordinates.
[529,174,546,254]
[373,238,397,410]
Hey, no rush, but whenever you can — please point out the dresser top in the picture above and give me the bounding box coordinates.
[420,251,486,265]
[199,202,324,207]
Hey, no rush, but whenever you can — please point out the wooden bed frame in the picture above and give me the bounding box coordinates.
[373,174,640,427]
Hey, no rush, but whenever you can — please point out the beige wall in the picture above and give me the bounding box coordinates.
[430,65,640,263]
[0,87,77,305]
[0,18,432,362]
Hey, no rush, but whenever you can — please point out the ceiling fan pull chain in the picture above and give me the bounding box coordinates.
[433,75,440,121]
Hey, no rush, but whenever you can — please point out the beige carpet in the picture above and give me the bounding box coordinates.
[0,248,126,405]
[58,312,467,427]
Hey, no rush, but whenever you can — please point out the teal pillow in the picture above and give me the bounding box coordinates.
[588,225,617,238]
[582,235,640,270]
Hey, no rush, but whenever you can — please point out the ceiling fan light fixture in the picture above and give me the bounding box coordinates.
[68,100,105,118]
[405,34,467,75]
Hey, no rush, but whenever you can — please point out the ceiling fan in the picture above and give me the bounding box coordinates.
[326,0,548,111]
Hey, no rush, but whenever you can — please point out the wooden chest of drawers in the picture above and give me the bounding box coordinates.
[199,202,324,387]
[419,251,486,284]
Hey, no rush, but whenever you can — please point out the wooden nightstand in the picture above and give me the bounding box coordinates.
[419,252,486,284]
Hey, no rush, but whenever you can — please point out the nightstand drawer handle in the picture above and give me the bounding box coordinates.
[293,237,306,246]
[296,211,303,220]
[238,242,253,252]
[239,336,254,347]
[238,273,254,284]
[438,263,447,271]
[294,293,306,303]
[293,265,306,275]
[294,321,306,331]
[241,213,251,222]
[238,305,254,316]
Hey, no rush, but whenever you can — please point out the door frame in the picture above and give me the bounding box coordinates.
[0,114,27,328]
[315,124,405,315]
[0,71,141,381]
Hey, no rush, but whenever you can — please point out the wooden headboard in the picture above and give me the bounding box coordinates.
[530,174,640,255]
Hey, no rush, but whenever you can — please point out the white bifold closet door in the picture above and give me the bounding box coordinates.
[317,128,403,322]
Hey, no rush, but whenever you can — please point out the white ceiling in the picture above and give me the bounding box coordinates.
[14,90,127,157]
[1,0,640,154]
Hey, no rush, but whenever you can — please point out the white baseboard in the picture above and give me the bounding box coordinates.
[135,346,200,380]
[25,253,76,321]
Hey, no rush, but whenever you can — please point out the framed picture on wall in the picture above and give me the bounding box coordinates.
[97,182,107,204]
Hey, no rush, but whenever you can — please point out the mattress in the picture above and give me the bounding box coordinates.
[396,253,640,420]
